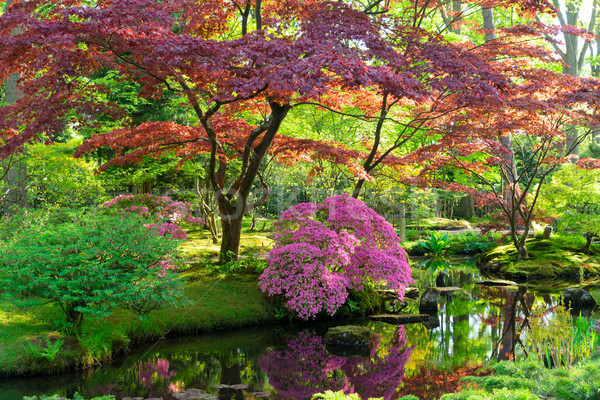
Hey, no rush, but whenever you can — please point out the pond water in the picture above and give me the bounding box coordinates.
[2,263,599,400]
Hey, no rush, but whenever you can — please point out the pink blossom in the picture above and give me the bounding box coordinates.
[259,194,413,319]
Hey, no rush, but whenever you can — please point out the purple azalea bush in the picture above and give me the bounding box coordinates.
[259,194,413,319]
[100,193,201,240]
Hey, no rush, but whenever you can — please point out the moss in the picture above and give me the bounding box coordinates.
[408,218,472,231]
[478,238,600,281]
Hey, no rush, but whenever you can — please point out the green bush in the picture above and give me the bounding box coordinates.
[448,232,497,255]
[0,213,187,332]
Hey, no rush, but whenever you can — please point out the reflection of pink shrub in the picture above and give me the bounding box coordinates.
[342,327,412,400]
[259,331,350,400]
[139,358,177,397]
[259,194,413,319]
[259,327,413,400]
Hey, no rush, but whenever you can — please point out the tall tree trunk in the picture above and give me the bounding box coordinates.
[2,0,27,215]
[215,102,290,263]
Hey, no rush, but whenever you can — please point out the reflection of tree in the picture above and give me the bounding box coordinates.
[259,328,413,400]
[483,286,532,361]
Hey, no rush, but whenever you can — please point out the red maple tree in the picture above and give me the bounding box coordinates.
[2,0,594,262]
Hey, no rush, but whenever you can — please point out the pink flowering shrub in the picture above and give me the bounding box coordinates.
[100,193,201,240]
[259,194,413,319]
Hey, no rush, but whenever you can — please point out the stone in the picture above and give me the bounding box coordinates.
[436,286,462,293]
[419,288,440,314]
[476,279,519,287]
[369,314,430,324]
[542,225,553,239]
[423,315,440,330]
[325,325,372,348]
[405,287,419,300]
[592,320,600,335]
[562,288,597,309]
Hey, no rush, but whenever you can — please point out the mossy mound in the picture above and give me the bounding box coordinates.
[478,239,600,281]
[409,217,472,231]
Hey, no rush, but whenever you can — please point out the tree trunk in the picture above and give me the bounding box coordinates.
[196,179,219,244]
[352,179,364,199]
[215,102,290,263]
[141,178,152,194]
[218,199,245,264]
[516,242,529,261]
[459,194,474,219]
[2,70,27,215]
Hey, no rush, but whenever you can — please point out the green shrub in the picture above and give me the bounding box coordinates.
[448,232,497,255]
[0,213,186,332]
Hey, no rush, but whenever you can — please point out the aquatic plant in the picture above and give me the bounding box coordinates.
[417,232,451,273]
[528,304,597,368]
[259,194,413,319]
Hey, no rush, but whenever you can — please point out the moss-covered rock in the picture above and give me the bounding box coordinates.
[478,239,600,281]
[325,325,373,348]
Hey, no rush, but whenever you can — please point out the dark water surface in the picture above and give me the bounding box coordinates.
[2,265,599,400]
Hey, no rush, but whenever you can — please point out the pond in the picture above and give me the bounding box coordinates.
[2,263,599,400]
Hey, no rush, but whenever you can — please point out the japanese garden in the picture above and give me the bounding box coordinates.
[2,0,600,399]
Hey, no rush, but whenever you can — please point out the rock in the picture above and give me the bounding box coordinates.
[436,272,446,287]
[562,288,597,309]
[476,279,519,287]
[592,320,600,335]
[542,225,553,239]
[370,314,430,324]
[419,288,440,314]
[436,286,462,293]
[405,287,420,300]
[325,325,372,348]
[423,315,440,330]
[378,287,419,300]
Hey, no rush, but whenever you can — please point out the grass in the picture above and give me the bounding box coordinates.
[179,219,274,258]
[406,218,473,231]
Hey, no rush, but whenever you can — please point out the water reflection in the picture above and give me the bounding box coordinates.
[2,270,599,400]
[260,327,412,400]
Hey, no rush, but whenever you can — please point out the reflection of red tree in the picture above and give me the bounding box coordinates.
[396,366,491,400]
[259,328,413,400]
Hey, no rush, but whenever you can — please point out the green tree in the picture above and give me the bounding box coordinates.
[0,213,186,331]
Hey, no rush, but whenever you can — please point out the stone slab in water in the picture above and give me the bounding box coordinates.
[370,314,431,324]
[436,286,462,292]
[476,279,519,287]
[325,325,372,348]
[377,287,419,300]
